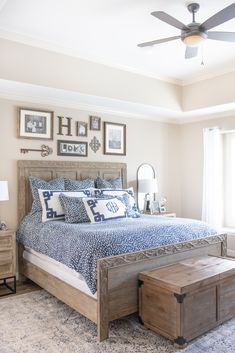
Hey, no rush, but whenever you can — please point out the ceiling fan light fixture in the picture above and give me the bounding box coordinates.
[183,32,207,46]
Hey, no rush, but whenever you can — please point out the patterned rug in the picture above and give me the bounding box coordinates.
[1,290,235,353]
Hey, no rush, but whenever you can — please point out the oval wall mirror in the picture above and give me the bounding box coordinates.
[137,163,156,212]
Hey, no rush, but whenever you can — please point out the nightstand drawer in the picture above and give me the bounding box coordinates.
[0,263,14,278]
[0,250,14,278]
[0,250,13,265]
[0,235,13,249]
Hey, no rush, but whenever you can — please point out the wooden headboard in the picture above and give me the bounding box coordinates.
[18,160,127,221]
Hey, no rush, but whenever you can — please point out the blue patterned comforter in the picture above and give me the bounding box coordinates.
[17,214,217,294]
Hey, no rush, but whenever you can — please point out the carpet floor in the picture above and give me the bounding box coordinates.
[1,290,235,353]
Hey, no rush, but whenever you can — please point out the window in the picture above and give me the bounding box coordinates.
[224,133,235,227]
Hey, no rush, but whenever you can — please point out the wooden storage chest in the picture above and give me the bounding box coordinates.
[139,256,235,348]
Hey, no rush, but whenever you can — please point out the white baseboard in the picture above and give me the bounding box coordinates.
[227,249,235,258]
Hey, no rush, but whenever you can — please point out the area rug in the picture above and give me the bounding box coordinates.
[1,290,235,353]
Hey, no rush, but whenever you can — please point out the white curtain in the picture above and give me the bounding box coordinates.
[202,127,223,229]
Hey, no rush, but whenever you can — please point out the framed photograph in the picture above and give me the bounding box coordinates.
[76,121,88,137]
[151,200,160,214]
[19,108,53,140]
[57,140,88,157]
[89,115,101,131]
[104,122,126,155]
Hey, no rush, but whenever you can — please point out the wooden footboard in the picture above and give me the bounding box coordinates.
[18,234,227,342]
[97,234,227,341]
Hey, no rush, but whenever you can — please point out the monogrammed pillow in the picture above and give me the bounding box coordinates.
[83,196,128,223]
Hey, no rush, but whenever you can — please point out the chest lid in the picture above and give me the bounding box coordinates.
[139,256,235,294]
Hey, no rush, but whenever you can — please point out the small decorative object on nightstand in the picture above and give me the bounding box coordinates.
[0,230,16,296]
[0,181,9,230]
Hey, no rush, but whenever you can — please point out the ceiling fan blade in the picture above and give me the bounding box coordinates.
[200,3,235,31]
[185,46,198,59]
[151,11,188,30]
[207,31,235,42]
[137,35,181,48]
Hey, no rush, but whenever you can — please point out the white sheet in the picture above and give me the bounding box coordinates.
[23,247,97,298]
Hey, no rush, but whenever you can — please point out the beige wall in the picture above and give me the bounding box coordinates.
[0,97,181,229]
[182,72,235,111]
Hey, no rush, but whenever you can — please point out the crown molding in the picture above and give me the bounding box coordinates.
[0,79,180,124]
[1,79,235,125]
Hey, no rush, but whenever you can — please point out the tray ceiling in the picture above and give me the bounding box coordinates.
[1,0,235,84]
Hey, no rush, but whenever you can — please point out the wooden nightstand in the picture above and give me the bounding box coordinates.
[0,229,16,297]
[152,212,176,217]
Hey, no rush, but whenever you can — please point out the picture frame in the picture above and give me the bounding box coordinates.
[89,115,101,131]
[19,108,53,140]
[151,200,160,214]
[104,122,126,156]
[76,121,88,137]
[57,140,88,157]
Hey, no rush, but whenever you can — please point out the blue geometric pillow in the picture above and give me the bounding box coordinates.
[95,176,122,189]
[29,176,65,213]
[59,194,89,223]
[83,196,128,223]
[38,189,92,223]
[65,178,95,191]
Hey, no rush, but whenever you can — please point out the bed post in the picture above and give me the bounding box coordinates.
[18,243,27,282]
[97,260,109,341]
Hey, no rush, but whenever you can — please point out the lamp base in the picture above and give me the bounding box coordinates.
[143,194,154,214]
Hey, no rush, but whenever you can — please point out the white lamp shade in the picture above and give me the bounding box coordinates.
[138,178,158,194]
[0,181,9,201]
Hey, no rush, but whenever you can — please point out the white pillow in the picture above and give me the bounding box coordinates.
[83,197,128,223]
[38,189,92,223]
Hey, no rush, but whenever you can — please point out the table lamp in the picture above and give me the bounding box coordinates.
[138,178,158,214]
[0,181,9,230]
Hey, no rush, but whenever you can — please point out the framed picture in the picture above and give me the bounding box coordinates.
[19,108,53,140]
[89,115,101,131]
[151,200,160,214]
[57,140,88,157]
[104,122,126,156]
[76,121,88,137]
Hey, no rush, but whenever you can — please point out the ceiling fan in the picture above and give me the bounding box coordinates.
[138,3,235,59]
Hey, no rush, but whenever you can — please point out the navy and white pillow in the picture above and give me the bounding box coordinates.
[65,178,95,191]
[38,189,92,223]
[83,196,128,223]
[94,187,139,218]
[59,194,90,224]
[95,176,122,189]
[121,193,140,218]
[29,176,65,213]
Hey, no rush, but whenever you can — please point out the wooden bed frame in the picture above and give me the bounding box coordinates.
[17,160,227,341]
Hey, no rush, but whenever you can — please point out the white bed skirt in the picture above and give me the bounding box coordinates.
[23,247,97,299]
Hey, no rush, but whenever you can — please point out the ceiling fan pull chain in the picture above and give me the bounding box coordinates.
[201,45,204,66]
